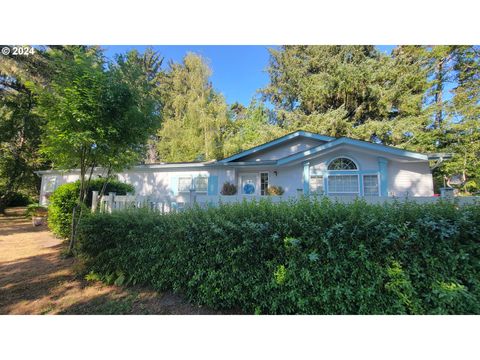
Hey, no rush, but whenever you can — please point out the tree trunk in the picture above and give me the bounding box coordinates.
[68,162,96,254]
[434,61,444,129]
[96,165,112,212]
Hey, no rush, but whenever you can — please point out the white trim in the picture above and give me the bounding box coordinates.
[178,175,193,193]
[327,156,359,171]
[238,172,259,195]
[362,173,380,196]
[327,174,360,195]
[309,174,324,195]
[260,171,269,196]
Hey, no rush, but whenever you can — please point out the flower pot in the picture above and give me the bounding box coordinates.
[32,216,46,227]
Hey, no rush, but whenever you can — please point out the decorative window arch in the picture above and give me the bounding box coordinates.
[327,157,358,171]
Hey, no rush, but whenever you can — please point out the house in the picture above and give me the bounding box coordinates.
[37,130,437,206]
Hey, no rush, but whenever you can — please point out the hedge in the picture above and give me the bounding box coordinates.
[77,198,480,314]
[48,179,134,238]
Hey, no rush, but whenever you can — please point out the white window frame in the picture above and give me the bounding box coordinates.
[193,175,208,193]
[260,172,269,196]
[44,177,57,193]
[178,176,193,193]
[327,174,360,195]
[327,157,359,171]
[362,173,380,196]
[309,174,324,194]
[239,173,258,196]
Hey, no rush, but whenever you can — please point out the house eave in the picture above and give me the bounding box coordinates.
[34,161,218,176]
[219,130,335,163]
[277,137,429,165]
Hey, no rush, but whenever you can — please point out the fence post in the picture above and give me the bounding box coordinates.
[108,192,115,213]
[440,187,455,198]
[91,191,99,212]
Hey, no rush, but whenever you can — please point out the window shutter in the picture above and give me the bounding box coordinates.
[207,175,218,195]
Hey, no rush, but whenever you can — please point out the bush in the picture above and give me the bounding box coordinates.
[25,204,48,217]
[48,178,134,238]
[220,182,237,195]
[3,192,35,207]
[267,185,285,196]
[77,198,480,314]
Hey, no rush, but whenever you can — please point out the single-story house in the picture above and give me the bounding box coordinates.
[37,130,438,205]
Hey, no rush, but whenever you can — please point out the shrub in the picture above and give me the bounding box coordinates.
[25,204,48,217]
[3,192,35,207]
[48,178,134,238]
[77,198,480,314]
[220,182,237,195]
[266,185,285,196]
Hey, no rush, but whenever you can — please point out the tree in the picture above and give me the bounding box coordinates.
[36,47,159,251]
[114,48,164,163]
[262,46,429,145]
[223,98,284,157]
[440,46,480,193]
[156,53,229,162]
[0,47,51,213]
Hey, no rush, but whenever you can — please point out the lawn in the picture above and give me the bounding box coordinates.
[0,207,219,315]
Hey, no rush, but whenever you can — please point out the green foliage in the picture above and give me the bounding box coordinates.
[262,45,480,194]
[267,185,285,196]
[77,198,480,314]
[222,98,285,157]
[3,192,35,207]
[37,47,159,173]
[220,182,237,195]
[0,48,48,212]
[48,178,134,238]
[25,204,47,217]
[156,53,229,162]
[263,46,427,135]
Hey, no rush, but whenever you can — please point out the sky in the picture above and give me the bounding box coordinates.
[103,45,276,106]
[103,45,433,107]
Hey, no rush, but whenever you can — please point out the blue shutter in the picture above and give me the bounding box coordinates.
[303,161,310,195]
[207,175,218,195]
[170,176,179,196]
[378,157,388,197]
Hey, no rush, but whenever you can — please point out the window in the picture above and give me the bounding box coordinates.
[260,172,269,195]
[240,174,257,195]
[363,175,379,196]
[328,175,359,194]
[194,176,208,193]
[178,177,192,192]
[328,157,357,170]
[45,177,57,192]
[309,175,324,194]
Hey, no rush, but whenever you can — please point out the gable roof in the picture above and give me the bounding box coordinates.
[219,130,335,163]
[277,136,429,164]
[219,130,430,165]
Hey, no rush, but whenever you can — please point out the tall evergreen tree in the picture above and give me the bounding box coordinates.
[441,46,480,193]
[114,48,164,163]
[156,53,229,162]
[263,45,428,147]
[223,98,284,157]
[0,47,52,212]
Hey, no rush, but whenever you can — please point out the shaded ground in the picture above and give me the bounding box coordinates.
[0,207,220,315]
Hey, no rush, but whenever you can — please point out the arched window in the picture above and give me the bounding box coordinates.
[328,157,358,171]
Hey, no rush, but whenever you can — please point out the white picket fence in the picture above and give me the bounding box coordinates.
[91,190,479,214]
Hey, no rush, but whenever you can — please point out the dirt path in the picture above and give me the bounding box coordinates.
[0,208,218,314]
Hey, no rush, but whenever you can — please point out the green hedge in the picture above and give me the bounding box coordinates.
[77,198,480,314]
[48,179,134,238]
[1,191,35,207]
